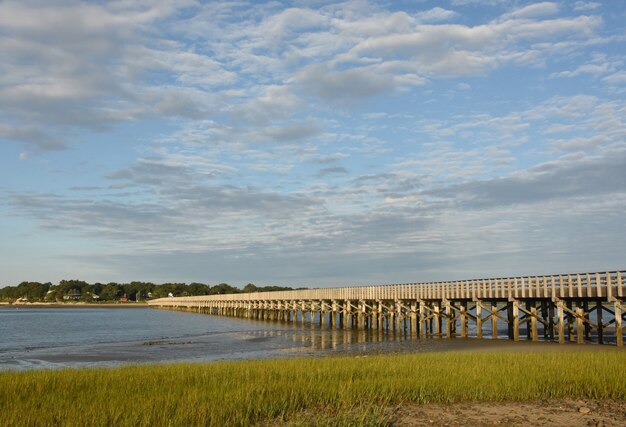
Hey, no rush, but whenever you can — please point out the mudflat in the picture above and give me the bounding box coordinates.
[391,399,626,426]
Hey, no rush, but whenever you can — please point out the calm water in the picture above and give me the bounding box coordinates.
[0,307,563,370]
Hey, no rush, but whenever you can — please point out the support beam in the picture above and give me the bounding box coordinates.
[491,301,498,339]
[476,301,483,339]
[615,301,623,347]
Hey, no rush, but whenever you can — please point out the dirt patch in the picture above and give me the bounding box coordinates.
[391,399,626,427]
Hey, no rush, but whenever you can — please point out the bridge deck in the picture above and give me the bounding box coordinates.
[149,270,626,346]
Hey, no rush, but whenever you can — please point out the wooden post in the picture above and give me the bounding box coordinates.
[445,299,453,338]
[358,300,365,330]
[566,300,574,342]
[418,301,426,338]
[389,301,396,334]
[541,300,549,339]
[513,300,520,341]
[476,301,483,339]
[583,301,591,340]
[557,300,565,344]
[491,301,498,339]
[526,301,532,340]
[597,300,604,344]
[530,305,538,342]
[370,300,377,330]
[411,301,417,338]
[396,300,403,334]
[461,301,468,338]
[548,301,555,340]
[615,302,623,347]
[576,305,584,344]
[434,303,441,337]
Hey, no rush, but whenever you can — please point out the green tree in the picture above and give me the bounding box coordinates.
[243,283,258,293]
[209,283,240,295]
[100,283,122,301]
[188,282,211,296]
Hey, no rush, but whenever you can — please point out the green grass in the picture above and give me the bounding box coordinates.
[1,350,625,426]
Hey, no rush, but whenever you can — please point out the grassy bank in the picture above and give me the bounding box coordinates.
[1,350,625,426]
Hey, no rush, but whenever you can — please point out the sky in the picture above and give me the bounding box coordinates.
[1,0,625,287]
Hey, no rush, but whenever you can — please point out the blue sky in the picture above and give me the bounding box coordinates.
[1,0,625,287]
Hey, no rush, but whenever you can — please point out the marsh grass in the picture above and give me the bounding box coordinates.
[1,350,625,426]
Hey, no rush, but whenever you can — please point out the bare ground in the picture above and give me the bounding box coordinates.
[391,399,626,427]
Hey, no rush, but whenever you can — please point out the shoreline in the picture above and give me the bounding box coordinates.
[0,302,150,308]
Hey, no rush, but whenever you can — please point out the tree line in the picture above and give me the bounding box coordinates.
[0,280,304,303]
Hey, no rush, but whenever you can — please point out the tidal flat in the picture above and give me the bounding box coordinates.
[1,350,625,426]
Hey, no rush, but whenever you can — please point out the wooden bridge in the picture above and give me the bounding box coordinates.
[148,270,626,346]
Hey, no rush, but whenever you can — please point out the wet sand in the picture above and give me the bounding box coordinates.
[391,399,626,426]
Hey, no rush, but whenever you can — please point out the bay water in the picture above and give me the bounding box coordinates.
[0,306,559,370]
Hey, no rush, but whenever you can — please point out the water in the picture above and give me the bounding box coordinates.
[0,307,566,371]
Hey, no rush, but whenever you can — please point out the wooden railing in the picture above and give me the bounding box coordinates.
[148,270,625,305]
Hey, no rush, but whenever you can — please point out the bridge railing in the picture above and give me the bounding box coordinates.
[148,270,625,306]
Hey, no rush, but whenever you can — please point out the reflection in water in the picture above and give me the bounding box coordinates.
[234,317,498,356]
[239,322,426,353]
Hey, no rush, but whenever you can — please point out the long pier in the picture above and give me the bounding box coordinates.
[148,270,626,346]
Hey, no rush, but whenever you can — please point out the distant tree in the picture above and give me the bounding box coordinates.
[123,282,155,301]
[44,288,58,302]
[188,282,211,296]
[81,286,94,302]
[92,282,104,297]
[57,280,89,299]
[242,283,258,293]
[256,285,295,293]
[157,283,188,298]
[15,282,50,301]
[100,283,122,301]
[210,283,241,295]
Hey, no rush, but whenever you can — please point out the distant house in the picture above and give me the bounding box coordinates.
[119,297,128,302]
[63,290,81,301]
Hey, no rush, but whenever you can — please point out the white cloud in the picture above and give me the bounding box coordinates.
[573,2,601,12]
[2,1,625,284]
[452,0,506,5]
[414,7,459,23]
[603,71,626,85]
[499,2,560,21]
[551,62,614,78]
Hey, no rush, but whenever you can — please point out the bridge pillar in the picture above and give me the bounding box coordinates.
[344,301,351,330]
[615,301,623,347]
[410,301,416,338]
[491,301,498,339]
[357,300,365,330]
[476,301,482,339]
[460,301,468,338]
